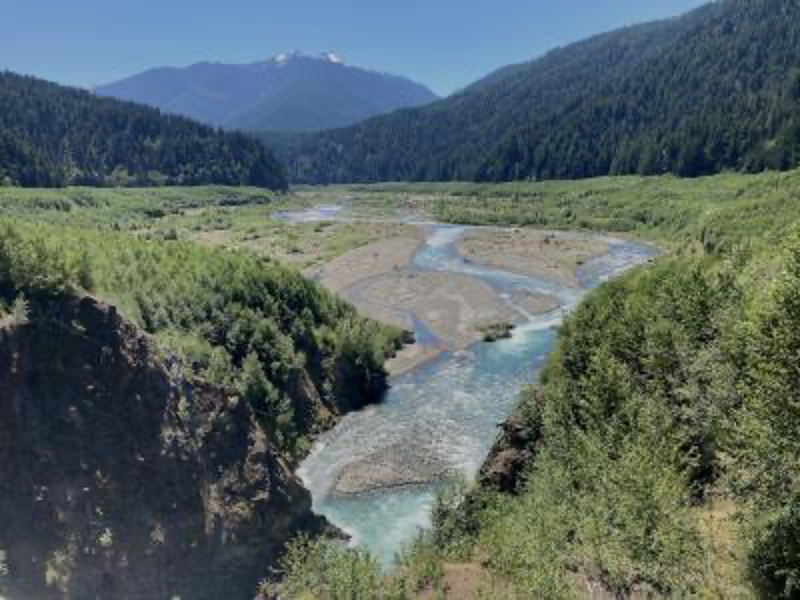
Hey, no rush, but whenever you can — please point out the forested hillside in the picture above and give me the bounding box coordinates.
[0,205,407,597]
[0,218,403,456]
[0,71,287,189]
[275,0,800,184]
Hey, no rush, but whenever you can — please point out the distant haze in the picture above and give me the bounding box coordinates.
[97,52,438,132]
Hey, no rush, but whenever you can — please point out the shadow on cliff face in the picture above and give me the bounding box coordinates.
[0,296,325,600]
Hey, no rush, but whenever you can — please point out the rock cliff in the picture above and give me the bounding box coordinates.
[478,395,543,495]
[0,296,325,599]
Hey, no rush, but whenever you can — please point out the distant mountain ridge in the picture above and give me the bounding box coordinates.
[273,0,800,184]
[98,52,438,132]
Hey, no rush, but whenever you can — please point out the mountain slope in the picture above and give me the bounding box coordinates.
[276,0,800,184]
[98,53,439,132]
[0,71,287,189]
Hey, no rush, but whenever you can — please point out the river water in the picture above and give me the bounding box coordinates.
[285,209,655,565]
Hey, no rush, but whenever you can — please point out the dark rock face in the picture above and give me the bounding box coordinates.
[0,297,324,600]
[478,408,539,495]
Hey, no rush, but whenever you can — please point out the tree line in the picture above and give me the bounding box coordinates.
[0,72,287,190]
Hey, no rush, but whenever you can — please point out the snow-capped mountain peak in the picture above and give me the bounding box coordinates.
[269,51,345,66]
[320,52,344,64]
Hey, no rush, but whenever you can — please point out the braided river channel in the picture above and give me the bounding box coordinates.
[284,208,655,565]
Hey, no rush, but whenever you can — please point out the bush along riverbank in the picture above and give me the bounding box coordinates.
[448,239,800,599]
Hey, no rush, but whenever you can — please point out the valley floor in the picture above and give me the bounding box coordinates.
[303,223,586,375]
[7,171,800,598]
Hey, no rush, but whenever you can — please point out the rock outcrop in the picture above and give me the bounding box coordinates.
[478,403,541,495]
[0,297,325,600]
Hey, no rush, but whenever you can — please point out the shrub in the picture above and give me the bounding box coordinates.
[748,499,800,599]
[264,536,395,600]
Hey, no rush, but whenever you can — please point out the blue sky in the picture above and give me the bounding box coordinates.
[1,0,707,96]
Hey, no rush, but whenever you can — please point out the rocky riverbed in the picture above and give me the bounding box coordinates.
[333,443,452,496]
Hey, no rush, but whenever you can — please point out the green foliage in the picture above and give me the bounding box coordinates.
[570,410,701,594]
[353,169,800,256]
[0,218,404,459]
[276,0,800,185]
[747,498,800,599]
[394,534,445,595]
[0,222,74,298]
[0,71,286,189]
[0,185,407,273]
[0,185,277,231]
[431,226,800,597]
[265,537,398,600]
[476,321,514,343]
[726,234,800,597]
[454,258,746,596]
[75,250,95,292]
[266,534,458,599]
[239,353,297,454]
[729,235,800,509]
[10,294,29,325]
[478,456,578,599]
[429,476,477,559]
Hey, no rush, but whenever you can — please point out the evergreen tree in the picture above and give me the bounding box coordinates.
[0,72,287,190]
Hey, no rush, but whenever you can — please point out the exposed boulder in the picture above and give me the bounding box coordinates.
[478,399,542,495]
